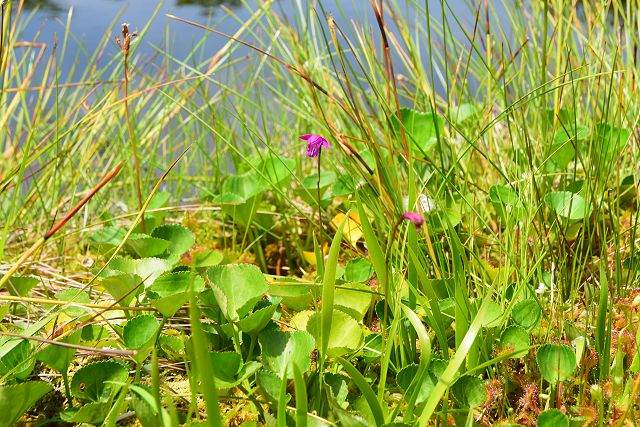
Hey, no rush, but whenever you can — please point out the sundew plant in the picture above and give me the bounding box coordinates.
[0,0,639,425]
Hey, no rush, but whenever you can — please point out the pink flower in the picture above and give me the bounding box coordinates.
[300,134,329,158]
[402,211,424,230]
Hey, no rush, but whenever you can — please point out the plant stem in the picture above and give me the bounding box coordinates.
[377,219,401,400]
[317,150,322,229]
[123,53,145,232]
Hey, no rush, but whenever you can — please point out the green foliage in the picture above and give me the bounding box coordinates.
[0,338,35,380]
[2,274,39,296]
[2,0,640,424]
[537,409,569,427]
[499,326,530,358]
[511,299,542,332]
[123,315,160,362]
[259,328,315,379]
[70,361,129,402]
[544,191,590,221]
[536,344,577,385]
[307,310,363,358]
[451,375,487,408]
[391,108,443,154]
[207,264,269,321]
[0,381,52,427]
[147,272,205,317]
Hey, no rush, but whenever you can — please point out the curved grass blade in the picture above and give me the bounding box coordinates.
[336,357,384,426]
[418,296,490,425]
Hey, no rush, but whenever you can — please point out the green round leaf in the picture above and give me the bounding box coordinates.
[481,300,503,328]
[363,333,383,362]
[391,107,443,153]
[334,283,374,321]
[537,409,569,427]
[451,375,487,408]
[396,364,434,404]
[258,156,294,187]
[489,185,526,220]
[70,360,128,402]
[511,299,541,332]
[237,301,281,335]
[3,274,39,297]
[259,329,315,379]
[324,373,350,405]
[123,315,160,350]
[207,264,269,321]
[544,191,590,220]
[536,344,577,384]
[344,257,374,283]
[500,326,530,358]
[107,256,172,288]
[0,338,35,380]
[125,234,170,258]
[151,224,195,258]
[159,334,185,360]
[60,401,112,424]
[210,351,243,382]
[268,281,314,311]
[306,310,363,358]
[148,272,205,317]
[55,289,91,317]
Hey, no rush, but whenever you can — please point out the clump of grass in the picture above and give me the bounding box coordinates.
[0,0,639,425]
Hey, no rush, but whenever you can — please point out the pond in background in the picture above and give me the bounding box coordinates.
[13,0,512,91]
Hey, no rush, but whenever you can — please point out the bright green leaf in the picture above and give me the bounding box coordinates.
[536,344,577,384]
[307,310,363,358]
[0,381,52,427]
[70,360,128,402]
[207,264,269,321]
[259,328,315,379]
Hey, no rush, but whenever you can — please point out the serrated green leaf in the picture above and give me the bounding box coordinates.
[151,224,195,259]
[451,375,487,408]
[123,315,160,351]
[207,264,268,321]
[70,360,128,402]
[307,310,363,358]
[259,328,315,379]
[125,234,171,258]
[237,300,281,335]
[98,272,143,306]
[107,256,172,288]
[147,272,205,317]
[500,326,530,358]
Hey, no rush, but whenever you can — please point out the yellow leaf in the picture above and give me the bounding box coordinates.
[331,212,362,247]
[303,242,328,266]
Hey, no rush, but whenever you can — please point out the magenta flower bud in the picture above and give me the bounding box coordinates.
[300,134,329,158]
[402,211,425,230]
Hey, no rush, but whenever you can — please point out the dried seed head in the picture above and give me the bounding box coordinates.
[117,23,137,55]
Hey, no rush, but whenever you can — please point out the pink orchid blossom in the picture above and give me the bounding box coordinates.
[299,134,329,158]
[402,211,425,231]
